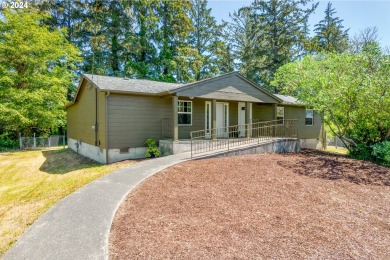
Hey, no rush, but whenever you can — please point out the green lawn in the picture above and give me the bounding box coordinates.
[324,145,349,155]
[0,148,136,256]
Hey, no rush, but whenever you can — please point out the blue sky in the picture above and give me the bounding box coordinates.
[208,0,390,48]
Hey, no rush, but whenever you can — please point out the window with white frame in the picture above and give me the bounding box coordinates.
[277,106,284,123]
[178,100,192,125]
[305,109,313,126]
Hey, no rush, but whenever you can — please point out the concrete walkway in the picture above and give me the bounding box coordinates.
[4,152,191,260]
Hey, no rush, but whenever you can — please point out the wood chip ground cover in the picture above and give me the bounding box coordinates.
[109,150,390,259]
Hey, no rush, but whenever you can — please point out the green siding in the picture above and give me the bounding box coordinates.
[67,80,106,147]
[107,94,172,148]
[253,104,275,121]
[229,101,239,126]
[282,105,322,139]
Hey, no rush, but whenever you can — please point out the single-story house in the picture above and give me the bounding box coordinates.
[66,72,324,163]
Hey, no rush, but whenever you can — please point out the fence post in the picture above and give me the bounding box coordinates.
[49,136,51,148]
[227,128,230,151]
[19,132,22,149]
[33,133,36,148]
[63,135,66,148]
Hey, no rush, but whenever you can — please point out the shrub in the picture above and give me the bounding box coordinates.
[371,141,390,166]
[0,135,19,149]
[144,138,161,158]
[349,141,390,167]
[349,144,373,161]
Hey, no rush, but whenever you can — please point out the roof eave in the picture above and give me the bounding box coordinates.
[97,89,171,96]
[280,103,306,107]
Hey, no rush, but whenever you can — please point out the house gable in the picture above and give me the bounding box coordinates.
[170,72,281,103]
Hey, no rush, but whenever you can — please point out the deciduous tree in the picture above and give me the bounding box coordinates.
[0,9,80,136]
[272,50,390,151]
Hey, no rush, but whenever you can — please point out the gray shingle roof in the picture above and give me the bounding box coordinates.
[274,94,301,105]
[84,74,183,94]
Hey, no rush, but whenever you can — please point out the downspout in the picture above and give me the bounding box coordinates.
[105,91,110,164]
[95,88,98,146]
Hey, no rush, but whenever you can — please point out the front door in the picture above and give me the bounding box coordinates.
[216,102,229,137]
[238,102,252,137]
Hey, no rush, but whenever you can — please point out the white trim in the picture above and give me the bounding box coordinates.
[216,102,229,138]
[224,103,229,129]
[205,101,211,138]
[305,109,314,126]
[178,100,192,126]
[216,102,229,128]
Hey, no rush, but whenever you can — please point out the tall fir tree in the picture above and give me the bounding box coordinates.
[155,0,195,82]
[311,2,349,53]
[225,7,263,81]
[188,0,227,80]
[82,0,135,76]
[249,0,318,92]
[126,0,159,79]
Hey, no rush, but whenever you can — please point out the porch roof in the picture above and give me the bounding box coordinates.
[169,72,282,103]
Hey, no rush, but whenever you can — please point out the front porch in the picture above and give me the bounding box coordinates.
[160,119,299,158]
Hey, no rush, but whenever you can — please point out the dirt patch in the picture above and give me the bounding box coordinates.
[278,149,390,186]
[110,150,390,259]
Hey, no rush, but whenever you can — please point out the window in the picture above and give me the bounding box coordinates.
[178,100,192,125]
[305,109,313,126]
[277,106,284,123]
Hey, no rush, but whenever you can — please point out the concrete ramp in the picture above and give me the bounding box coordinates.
[192,138,300,160]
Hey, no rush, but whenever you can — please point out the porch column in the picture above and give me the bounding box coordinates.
[212,99,217,139]
[172,95,178,141]
[272,103,277,120]
[245,102,251,137]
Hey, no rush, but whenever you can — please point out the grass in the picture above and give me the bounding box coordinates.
[0,148,136,256]
[324,145,349,155]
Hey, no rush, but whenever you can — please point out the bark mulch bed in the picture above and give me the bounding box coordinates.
[109,149,390,259]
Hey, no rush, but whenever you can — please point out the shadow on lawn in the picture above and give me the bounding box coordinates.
[277,149,390,186]
[40,148,100,174]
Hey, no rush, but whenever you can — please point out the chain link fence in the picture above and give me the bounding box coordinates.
[19,135,66,150]
[326,136,346,148]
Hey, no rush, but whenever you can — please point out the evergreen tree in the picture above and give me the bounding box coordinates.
[311,2,349,53]
[249,0,318,91]
[155,0,195,82]
[126,0,159,79]
[34,0,86,44]
[188,0,226,80]
[81,0,135,76]
[225,7,263,81]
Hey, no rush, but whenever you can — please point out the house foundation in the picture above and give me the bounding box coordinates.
[159,139,192,156]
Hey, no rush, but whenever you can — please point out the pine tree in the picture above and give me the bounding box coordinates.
[82,0,135,76]
[155,0,194,82]
[311,2,349,53]
[126,0,159,79]
[249,0,318,91]
[225,7,263,81]
[188,0,226,80]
